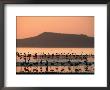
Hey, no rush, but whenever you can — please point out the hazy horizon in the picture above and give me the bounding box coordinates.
[16,16,94,39]
[17,31,94,40]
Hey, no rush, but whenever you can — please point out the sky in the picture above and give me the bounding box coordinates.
[16,16,94,39]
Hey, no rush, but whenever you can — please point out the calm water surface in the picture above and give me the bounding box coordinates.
[16,48,94,55]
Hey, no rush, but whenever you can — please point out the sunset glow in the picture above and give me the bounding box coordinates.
[16,16,94,39]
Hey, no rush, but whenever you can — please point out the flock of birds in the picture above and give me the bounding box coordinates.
[16,52,94,74]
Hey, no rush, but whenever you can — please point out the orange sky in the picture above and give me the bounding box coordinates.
[16,16,94,39]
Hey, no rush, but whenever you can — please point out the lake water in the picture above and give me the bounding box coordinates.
[16,48,94,74]
[16,48,94,55]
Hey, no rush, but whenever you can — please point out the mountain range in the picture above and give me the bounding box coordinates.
[17,32,94,48]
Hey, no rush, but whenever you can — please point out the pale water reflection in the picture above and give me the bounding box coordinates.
[16,48,94,74]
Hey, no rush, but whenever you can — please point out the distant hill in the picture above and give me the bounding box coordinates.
[17,32,94,48]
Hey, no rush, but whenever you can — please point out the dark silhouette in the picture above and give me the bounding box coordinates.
[17,32,94,48]
[24,67,30,72]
